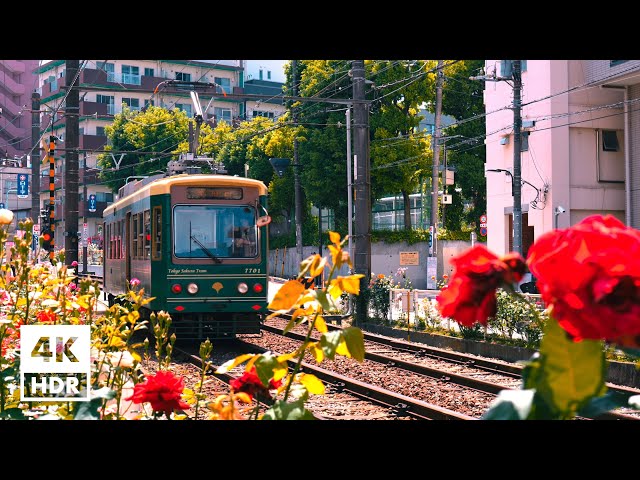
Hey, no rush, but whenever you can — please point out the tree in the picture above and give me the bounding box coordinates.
[369,60,435,230]
[97,105,191,193]
[440,60,487,232]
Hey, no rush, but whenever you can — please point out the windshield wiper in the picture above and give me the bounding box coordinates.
[190,235,222,264]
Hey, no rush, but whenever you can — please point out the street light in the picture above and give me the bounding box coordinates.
[486,168,544,251]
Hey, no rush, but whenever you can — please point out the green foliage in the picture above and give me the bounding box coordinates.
[489,290,546,349]
[436,228,486,242]
[97,106,191,193]
[370,228,431,245]
[362,273,396,322]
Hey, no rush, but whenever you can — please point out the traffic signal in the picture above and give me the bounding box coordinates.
[41,230,53,252]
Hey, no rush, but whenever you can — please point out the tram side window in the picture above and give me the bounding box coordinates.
[143,210,151,258]
[107,224,112,259]
[117,220,123,259]
[137,213,145,258]
[132,214,139,259]
[152,206,162,260]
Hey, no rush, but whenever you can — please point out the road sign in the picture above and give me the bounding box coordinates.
[17,174,29,198]
[480,227,488,236]
[88,194,97,213]
[480,222,487,228]
[480,214,487,223]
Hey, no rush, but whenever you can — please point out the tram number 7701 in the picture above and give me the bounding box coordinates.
[244,268,262,274]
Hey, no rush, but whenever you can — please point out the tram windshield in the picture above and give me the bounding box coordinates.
[173,205,257,259]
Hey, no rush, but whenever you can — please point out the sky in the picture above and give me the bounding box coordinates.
[244,60,287,83]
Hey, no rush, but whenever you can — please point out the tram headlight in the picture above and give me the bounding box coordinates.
[171,284,183,294]
[187,283,199,294]
[237,282,249,294]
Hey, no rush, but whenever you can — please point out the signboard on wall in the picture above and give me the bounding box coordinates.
[399,251,419,266]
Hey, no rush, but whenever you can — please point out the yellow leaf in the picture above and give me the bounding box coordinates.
[235,392,253,404]
[173,414,188,420]
[276,351,298,363]
[336,340,351,358]
[273,367,288,383]
[315,315,328,333]
[333,274,365,295]
[298,373,325,395]
[130,351,142,363]
[215,353,255,374]
[308,342,324,362]
[328,244,342,268]
[329,231,341,246]
[309,256,327,278]
[268,280,305,310]
[327,283,343,300]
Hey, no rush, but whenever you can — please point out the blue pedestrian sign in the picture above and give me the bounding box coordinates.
[88,194,97,213]
[17,174,29,198]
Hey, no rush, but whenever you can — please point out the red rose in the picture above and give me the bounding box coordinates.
[436,245,526,327]
[230,367,282,400]
[528,214,640,347]
[125,370,190,416]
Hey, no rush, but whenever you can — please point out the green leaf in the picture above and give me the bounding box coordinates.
[481,389,535,420]
[320,330,342,360]
[315,290,338,313]
[261,399,317,420]
[254,353,279,387]
[73,387,116,420]
[341,327,365,362]
[534,318,607,418]
[578,391,633,418]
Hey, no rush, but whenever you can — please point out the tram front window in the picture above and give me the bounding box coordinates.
[173,205,257,259]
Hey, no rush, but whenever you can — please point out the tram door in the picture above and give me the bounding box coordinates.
[126,211,132,283]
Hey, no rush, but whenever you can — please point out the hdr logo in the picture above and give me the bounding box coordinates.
[20,325,91,402]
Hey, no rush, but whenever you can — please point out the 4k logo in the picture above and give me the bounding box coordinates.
[20,325,91,401]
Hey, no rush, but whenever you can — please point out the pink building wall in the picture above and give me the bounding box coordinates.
[0,60,40,159]
[484,60,626,257]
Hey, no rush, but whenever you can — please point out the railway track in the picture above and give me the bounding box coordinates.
[254,316,640,420]
[171,339,472,420]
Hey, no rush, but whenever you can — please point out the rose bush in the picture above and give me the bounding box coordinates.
[437,214,640,419]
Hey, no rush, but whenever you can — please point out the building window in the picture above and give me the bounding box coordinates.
[176,72,191,82]
[144,99,154,109]
[144,67,154,77]
[602,130,619,152]
[214,77,231,94]
[121,65,141,85]
[96,126,105,136]
[253,110,275,119]
[267,70,271,80]
[214,107,232,124]
[79,127,84,136]
[96,62,115,82]
[610,60,628,67]
[122,98,140,111]
[175,103,193,117]
[259,69,263,80]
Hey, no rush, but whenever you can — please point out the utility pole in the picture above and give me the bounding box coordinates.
[31,92,41,223]
[470,60,523,256]
[47,134,55,262]
[82,153,89,274]
[346,107,353,266]
[64,59,80,266]
[352,60,370,326]
[292,59,303,268]
[512,60,523,256]
[430,60,444,259]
